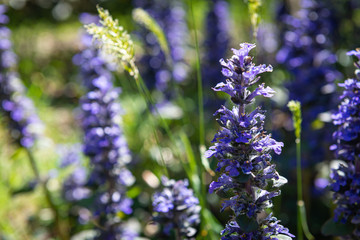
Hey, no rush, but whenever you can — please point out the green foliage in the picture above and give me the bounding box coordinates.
[235,214,259,233]
[215,186,235,198]
[132,8,171,60]
[234,172,251,183]
[321,218,355,236]
[86,6,139,79]
[180,132,201,195]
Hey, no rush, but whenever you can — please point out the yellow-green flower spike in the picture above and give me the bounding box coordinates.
[287,100,302,141]
[85,6,139,79]
[248,0,261,39]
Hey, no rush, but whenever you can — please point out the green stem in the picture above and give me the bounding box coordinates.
[299,200,315,240]
[187,2,222,240]
[296,138,314,240]
[25,149,68,240]
[189,0,205,148]
[188,0,208,201]
[296,138,304,240]
[288,101,314,240]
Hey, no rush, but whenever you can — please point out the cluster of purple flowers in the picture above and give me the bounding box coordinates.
[276,0,341,165]
[329,49,360,239]
[133,0,189,94]
[206,43,294,239]
[152,176,201,239]
[72,13,136,239]
[57,144,90,202]
[0,5,42,148]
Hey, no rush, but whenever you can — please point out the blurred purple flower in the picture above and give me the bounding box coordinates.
[202,0,230,109]
[276,0,342,166]
[62,167,90,202]
[72,14,136,239]
[152,176,201,239]
[0,5,42,148]
[57,143,82,168]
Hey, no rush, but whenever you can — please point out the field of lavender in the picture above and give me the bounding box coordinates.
[0,0,359,239]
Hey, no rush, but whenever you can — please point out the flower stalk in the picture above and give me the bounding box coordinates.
[206,43,294,239]
[288,100,314,240]
[324,49,360,239]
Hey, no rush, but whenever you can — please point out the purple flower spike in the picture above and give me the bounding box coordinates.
[276,0,342,166]
[0,5,43,148]
[152,176,201,239]
[206,43,293,239]
[72,13,136,239]
[329,49,360,239]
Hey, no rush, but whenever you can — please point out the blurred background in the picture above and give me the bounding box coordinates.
[0,0,360,239]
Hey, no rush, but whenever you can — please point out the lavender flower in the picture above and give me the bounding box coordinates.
[329,49,360,239]
[133,0,189,93]
[276,0,341,165]
[152,176,201,239]
[0,5,42,148]
[73,13,136,239]
[206,43,294,239]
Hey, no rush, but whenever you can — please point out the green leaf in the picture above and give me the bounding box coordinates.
[126,186,141,199]
[178,132,201,196]
[321,218,354,236]
[10,147,26,161]
[132,8,170,61]
[200,145,215,176]
[235,214,259,233]
[202,208,222,239]
[235,172,251,183]
[180,133,197,175]
[272,234,293,240]
[11,180,38,196]
[215,187,235,198]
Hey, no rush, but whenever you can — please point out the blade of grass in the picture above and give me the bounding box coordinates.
[132,8,171,63]
[187,2,222,239]
[179,133,221,240]
[189,0,205,147]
